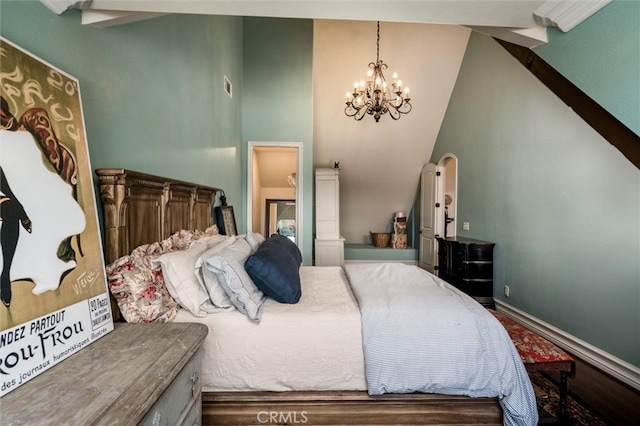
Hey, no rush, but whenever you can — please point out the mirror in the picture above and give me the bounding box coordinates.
[265,199,296,242]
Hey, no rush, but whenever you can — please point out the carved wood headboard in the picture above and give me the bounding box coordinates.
[95,169,220,264]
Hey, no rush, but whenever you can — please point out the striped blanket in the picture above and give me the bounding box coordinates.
[344,263,538,426]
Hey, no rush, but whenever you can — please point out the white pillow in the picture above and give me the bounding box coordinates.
[245,231,266,252]
[201,238,266,322]
[153,235,233,316]
[194,235,238,309]
[152,243,211,317]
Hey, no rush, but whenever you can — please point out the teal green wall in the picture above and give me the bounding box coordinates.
[1,0,244,210]
[534,0,640,135]
[432,31,639,365]
[1,4,314,262]
[242,17,314,263]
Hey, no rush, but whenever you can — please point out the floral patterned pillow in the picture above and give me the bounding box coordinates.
[106,225,219,322]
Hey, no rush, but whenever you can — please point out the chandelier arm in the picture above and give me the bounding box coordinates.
[387,104,401,120]
[398,102,412,114]
[355,104,369,121]
[344,104,358,117]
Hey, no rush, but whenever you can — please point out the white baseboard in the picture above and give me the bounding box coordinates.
[495,300,640,391]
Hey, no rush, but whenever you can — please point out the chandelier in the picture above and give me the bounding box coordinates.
[287,172,296,187]
[345,21,412,122]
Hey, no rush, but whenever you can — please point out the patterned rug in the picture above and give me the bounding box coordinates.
[529,372,607,425]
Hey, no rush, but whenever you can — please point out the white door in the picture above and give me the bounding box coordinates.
[418,163,437,272]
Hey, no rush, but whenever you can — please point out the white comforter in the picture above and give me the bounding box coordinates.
[174,266,367,391]
[344,263,538,426]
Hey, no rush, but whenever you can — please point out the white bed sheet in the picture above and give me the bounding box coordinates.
[173,266,367,392]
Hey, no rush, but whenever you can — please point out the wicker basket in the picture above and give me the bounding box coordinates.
[370,232,391,248]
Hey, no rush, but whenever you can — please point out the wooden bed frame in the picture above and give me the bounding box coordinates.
[95,168,503,425]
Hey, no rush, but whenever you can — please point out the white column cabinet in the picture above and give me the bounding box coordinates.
[314,168,344,266]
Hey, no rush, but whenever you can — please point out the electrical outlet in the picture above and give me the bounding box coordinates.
[463,222,470,231]
[504,285,510,298]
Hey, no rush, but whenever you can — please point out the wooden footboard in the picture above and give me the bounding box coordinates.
[202,391,502,425]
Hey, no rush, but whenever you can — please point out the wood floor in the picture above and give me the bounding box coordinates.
[546,353,640,424]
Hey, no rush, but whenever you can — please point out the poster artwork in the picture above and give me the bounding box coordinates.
[0,37,114,397]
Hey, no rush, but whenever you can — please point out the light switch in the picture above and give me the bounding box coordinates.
[463,222,470,231]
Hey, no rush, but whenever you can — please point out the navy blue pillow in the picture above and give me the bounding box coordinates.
[244,234,302,304]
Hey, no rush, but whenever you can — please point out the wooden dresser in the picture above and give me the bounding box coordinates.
[2,322,208,425]
[436,236,495,307]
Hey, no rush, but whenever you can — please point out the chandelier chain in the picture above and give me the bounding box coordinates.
[376,21,380,63]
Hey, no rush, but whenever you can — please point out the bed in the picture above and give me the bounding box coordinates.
[96,168,537,426]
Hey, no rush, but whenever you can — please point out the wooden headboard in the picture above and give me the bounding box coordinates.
[95,169,220,264]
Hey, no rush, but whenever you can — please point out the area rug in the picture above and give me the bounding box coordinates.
[529,372,607,425]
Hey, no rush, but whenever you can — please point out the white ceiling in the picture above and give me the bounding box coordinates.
[40,0,612,48]
[254,147,297,188]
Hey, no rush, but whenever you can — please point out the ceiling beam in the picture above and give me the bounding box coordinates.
[497,39,640,169]
[42,0,544,28]
[535,0,612,32]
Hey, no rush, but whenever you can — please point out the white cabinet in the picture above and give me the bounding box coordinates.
[315,168,341,239]
[315,239,345,266]
[315,168,344,266]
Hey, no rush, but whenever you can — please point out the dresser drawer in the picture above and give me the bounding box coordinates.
[141,348,203,426]
[450,259,493,277]
[460,261,493,279]
[450,244,493,262]
[455,280,493,298]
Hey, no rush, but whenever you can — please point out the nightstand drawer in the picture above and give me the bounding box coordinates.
[141,348,203,426]
[455,280,493,298]
[451,261,493,279]
[451,244,493,262]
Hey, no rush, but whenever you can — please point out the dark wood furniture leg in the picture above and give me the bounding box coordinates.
[559,371,569,421]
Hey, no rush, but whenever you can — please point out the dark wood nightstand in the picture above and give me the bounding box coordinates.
[436,236,495,307]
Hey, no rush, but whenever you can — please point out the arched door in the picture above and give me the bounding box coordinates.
[419,155,458,274]
[418,163,437,272]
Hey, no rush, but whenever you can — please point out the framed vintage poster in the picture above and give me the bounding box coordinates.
[215,205,237,236]
[0,37,114,397]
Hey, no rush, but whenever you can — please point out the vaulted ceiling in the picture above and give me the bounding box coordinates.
[40,0,611,48]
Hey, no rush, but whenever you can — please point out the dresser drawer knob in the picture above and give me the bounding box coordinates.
[191,372,200,397]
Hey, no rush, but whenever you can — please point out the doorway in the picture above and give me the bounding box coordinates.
[247,142,303,250]
[437,154,458,242]
[418,154,458,274]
